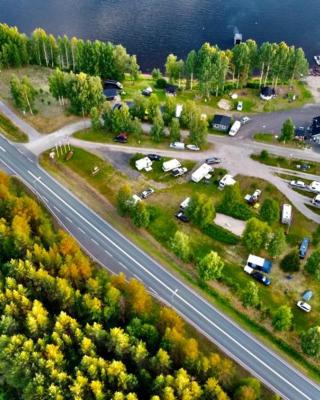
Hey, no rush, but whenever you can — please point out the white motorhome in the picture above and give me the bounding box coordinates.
[135,157,152,172]
[180,197,191,211]
[219,174,236,189]
[281,204,292,225]
[309,181,320,194]
[162,159,181,172]
[229,120,241,136]
[191,163,213,183]
[312,194,320,207]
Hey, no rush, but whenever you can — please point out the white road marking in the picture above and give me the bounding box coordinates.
[27,157,34,163]
[90,238,99,245]
[149,287,158,295]
[0,146,6,152]
[119,262,128,270]
[0,159,15,173]
[77,226,85,234]
[65,216,73,224]
[104,249,113,258]
[25,169,316,400]
[53,206,61,213]
[17,148,23,154]
[42,196,48,203]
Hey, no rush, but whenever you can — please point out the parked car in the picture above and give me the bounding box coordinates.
[302,290,313,302]
[237,101,243,111]
[172,167,188,177]
[170,142,185,150]
[297,301,311,313]
[141,86,153,96]
[175,211,189,222]
[251,189,261,201]
[140,188,154,199]
[290,180,306,189]
[205,157,221,165]
[147,154,162,161]
[186,144,200,151]
[240,116,251,124]
[251,271,271,286]
[299,237,310,259]
[113,133,128,143]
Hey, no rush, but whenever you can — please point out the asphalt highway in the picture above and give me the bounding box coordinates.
[0,135,320,399]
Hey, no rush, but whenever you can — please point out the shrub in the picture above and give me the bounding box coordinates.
[202,224,240,245]
[155,78,167,89]
[280,251,300,272]
[260,149,269,160]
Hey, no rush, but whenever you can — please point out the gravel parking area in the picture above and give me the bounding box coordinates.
[214,213,246,236]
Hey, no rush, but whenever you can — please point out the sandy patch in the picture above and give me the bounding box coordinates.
[304,76,320,103]
[214,213,246,236]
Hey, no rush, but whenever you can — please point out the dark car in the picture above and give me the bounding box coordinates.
[113,133,128,143]
[147,154,162,161]
[251,271,271,286]
[175,211,189,223]
[205,157,221,165]
[299,237,310,259]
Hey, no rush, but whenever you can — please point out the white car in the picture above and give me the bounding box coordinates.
[240,116,251,124]
[237,101,243,111]
[290,180,306,189]
[172,167,188,177]
[297,301,311,313]
[186,144,200,151]
[252,189,261,200]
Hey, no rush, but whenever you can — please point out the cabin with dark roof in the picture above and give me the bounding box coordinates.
[260,86,276,101]
[211,115,232,132]
[103,80,122,101]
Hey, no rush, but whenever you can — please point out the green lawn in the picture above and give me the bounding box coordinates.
[0,113,28,142]
[252,152,320,175]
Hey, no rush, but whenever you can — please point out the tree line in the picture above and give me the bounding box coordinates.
[0,172,272,400]
[0,24,138,81]
[165,40,309,97]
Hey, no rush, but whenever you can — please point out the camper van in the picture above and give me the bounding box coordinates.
[162,159,181,172]
[229,121,241,136]
[219,174,236,189]
[281,204,292,225]
[191,163,213,183]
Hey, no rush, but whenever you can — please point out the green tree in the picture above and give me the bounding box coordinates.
[169,118,181,142]
[198,251,224,281]
[280,250,300,272]
[150,108,164,142]
[112,104,131,133]
[272,305,293,331]
[171,231,191,262]
[189,114,208,147]
[129,117,143,140]
[305,248,320,280]
[260,198,280,224]
[241,281,260,308]
[151,68,162,80]
[131,202,150,228]
[242,218,271,253]
[48,68,68,106]
[116,184,132,216]
[186,194,215,228]
[301,326,320,358]
[185,50,197,90]
[165,54,180,82]
[279,118,295,142]
[268,228,286,258]
[102,101,113,130]
[90,107,101,130]
[10,75,37,114]
[127,55,140,82]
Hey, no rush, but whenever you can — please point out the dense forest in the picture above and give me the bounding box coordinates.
[0,172,269,399]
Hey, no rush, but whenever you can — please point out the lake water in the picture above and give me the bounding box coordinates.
[1,0,320,71]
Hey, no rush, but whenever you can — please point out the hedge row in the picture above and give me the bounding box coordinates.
[203,223,240,245]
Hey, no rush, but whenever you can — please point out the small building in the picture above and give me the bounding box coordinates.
[103,80,123,100]
[135,157,153,172]
[211,114,232,132]
[281,204,292,225]
[260,86,276,101]
[219,174,236,189]
[310,116,320,142]
[246,254,272,273]
[165,83,178,96]
[191,163,213,183]
[162,159,181,172]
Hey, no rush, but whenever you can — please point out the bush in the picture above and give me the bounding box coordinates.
[155,78,167,89]
[202,224,240,245]
[217,202,253,221]
[260,150,269,160]
[280,251,300,272]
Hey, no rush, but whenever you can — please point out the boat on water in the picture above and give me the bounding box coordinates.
[314,55,320,66]
[234,32,243,45]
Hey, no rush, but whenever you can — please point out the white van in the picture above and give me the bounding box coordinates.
[170,142,185,150]
[229,120,241,136]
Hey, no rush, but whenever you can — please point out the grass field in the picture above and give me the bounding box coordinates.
[39,145,320,381]
[252,152,320,176]
[0,66,80,133]
[0,112,28,142]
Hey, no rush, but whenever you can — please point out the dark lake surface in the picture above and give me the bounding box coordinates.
[1,0,320,71]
